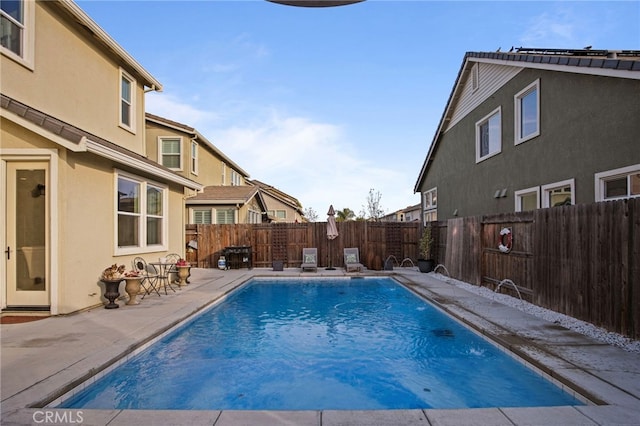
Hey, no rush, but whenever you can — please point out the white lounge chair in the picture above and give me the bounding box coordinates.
[301,248,318,272]
[344,247,364,272]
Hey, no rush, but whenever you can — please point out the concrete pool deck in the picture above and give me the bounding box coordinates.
[1,267,639,425]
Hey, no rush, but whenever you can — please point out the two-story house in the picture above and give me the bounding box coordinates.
[414,48,640,223]
[1,0,201,314]
[144,113,269,224]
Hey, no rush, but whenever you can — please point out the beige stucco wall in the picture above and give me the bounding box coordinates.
[1,2,147,155]
[2,119,186,314]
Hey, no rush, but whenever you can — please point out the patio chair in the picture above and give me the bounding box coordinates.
[132,257,161,298]
[165,253,181,283]
[344,247,364,273]
[300,248,318,272]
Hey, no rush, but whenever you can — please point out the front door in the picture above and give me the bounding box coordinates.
[5,161,50,308]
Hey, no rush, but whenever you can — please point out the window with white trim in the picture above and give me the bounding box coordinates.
[192,208,212,224]
[230,170,241,186]
[116,173,167,253]
[542,179,574,208]
[476,107,501,162]
[221,163,226,185]
[1,0,34,67]
[247,210,261,224]
[423,187,437,223]
[515,186,540,212]
[119,69,136,132]
[515,79,540,144]
[595,164,640,201]
[216,209,235,224]
[159,137,182,170]
[190,140,198,175]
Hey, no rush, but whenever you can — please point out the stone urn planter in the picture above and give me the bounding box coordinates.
[175,260,191,286]
[100,278,123,309]
[123,276,142,305]
[100,264,126,309]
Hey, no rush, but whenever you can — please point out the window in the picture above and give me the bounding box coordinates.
[190,141,198,175]
[216,209,235,224]
[542,179,574,208]
[515,79,540,144]
[116,172,167,253]
[159,137,182,169]
[247,210,261,224]
[476,107,501,162]
[595,164,640,201]
[515,186,540,212]
[230,170,241,186]
[1,0,33,66]
[221,163,226,185]
[119,69,136,131]
[192,209,212,224]
[423,187,437,223]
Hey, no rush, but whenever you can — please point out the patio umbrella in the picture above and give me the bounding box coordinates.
[326,205,339,270]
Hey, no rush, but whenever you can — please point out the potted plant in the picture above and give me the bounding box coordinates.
[417,226,435,273]
[175,258,191,286]
[122,270,143,305]
[100,264,125,309]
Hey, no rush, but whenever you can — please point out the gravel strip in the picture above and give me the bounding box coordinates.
[433,273,640,354]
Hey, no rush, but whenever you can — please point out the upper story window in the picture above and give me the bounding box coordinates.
[231,170,241,186]
[190,141,199,175]
[476,107,501,163]
[595,164,640,201]
[423,187,437,223]
[515,79,540,144]
[116,172,167,254]
[221,163,226,185]
[1,0,34,67]
[119,69,136,132]
[159,137,182,170]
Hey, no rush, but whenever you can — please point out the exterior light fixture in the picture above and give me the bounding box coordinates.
[267,0,365,7]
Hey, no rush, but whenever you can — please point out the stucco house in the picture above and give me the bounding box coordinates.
[1,0,201,314]
[414,48,640,223]
[144,113,269,224]
[248,179,305,223]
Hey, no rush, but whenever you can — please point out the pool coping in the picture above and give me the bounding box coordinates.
[2,268,639,425]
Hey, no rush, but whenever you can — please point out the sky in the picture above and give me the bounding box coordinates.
[77,0,639,219]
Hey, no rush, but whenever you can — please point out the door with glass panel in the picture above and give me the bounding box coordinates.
[5,162,50,307]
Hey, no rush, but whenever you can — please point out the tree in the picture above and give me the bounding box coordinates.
[303,207,318,222]
[363,188,385,221]
[336,208,355,222]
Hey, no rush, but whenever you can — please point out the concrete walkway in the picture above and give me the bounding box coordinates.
[2,267,639,425]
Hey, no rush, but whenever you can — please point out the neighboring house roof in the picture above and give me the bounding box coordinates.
[247,179,304,213]
[54,0,162,91]
[186,185,263,206]
[414,48,640,193]
[1,94,202,190]
[145,113,250,178]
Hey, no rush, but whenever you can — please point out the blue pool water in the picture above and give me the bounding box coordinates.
[60,277,584,410]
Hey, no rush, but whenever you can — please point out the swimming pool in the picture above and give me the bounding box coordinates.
[59,277,584,410]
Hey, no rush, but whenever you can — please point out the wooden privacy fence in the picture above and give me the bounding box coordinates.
[185,221,421,271]
[185,198,639,338]
[435,198,640,339]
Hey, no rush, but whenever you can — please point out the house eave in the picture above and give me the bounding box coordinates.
[86,139,203,190]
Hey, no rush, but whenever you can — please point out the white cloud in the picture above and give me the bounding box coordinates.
[146,93,220,124]
[144,94,419,217]
[520,10,578,46]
